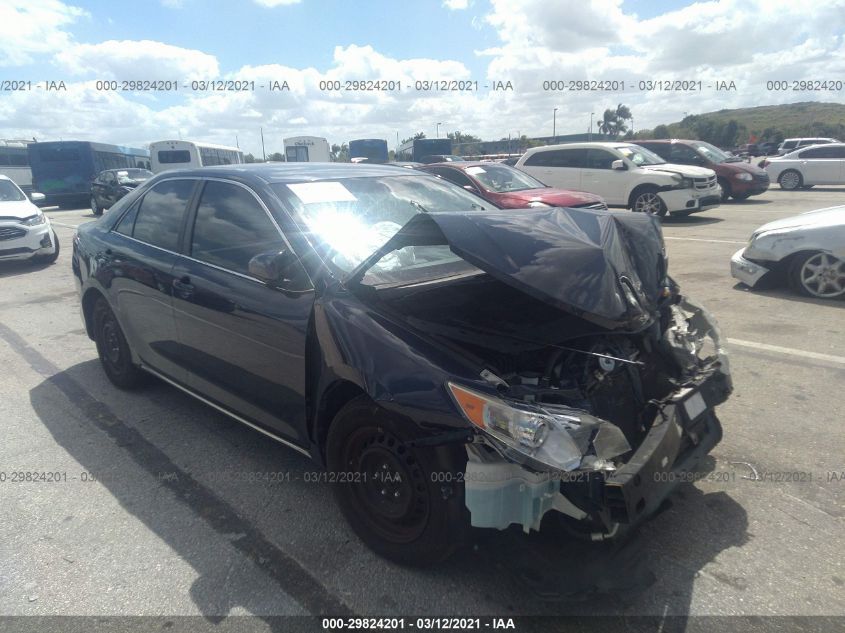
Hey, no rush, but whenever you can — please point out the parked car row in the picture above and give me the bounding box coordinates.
[761,143,845,190]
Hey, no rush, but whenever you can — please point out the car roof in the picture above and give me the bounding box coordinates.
[420,161,502,169]
[524,141,634,154]
[149,162,423,184]
[782,137,837,142]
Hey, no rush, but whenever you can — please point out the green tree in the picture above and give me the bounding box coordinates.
[266,152,284,162]
[244,153,256,163]
[330,143,349,162]
[652,124,671,139]
[596,103,632,138]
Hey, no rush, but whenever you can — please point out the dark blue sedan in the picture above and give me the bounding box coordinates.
[72,163,732,565]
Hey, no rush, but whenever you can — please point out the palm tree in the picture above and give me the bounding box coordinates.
[596,104,632,139]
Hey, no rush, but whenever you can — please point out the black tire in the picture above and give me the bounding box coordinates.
[326,397,469,566]
[732,192,750,201]
[93,298,147,389]
[32,230,60,265]
[629,186,667,217]
[788,251,845,299]
[717,177,731,202]
[778,169,803,191]
[91,195,102,216]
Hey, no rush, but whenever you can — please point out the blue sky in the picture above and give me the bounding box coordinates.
[1,0,844,155]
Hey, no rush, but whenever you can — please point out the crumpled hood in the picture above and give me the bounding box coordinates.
[350,207,667,330]
[640,164,714,178]
[0,199,42,220]
[755,205,845,235]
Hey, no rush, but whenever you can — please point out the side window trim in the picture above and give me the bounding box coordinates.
[183,177,314,288]
[109,177,201,256]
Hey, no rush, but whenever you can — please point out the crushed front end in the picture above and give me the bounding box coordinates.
[453,295,732,538]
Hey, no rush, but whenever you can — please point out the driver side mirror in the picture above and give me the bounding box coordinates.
[30,192,46,202]
[463,184,479,193]
[248,249,300,288]
[611,160,627,171]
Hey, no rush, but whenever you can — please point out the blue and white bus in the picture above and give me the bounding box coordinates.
[28,141,151,207]
[0,140,34,196]
[395,138,453,163]
[349,139,389,164]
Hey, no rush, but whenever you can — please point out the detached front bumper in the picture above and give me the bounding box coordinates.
[659,187,722,215]
[730,248,771,288]
[465,366,732,535]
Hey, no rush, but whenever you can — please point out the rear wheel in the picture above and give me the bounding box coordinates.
[630,187,667,217]
[789,252,845,299]
[326,397,469,566]
[90,195,102,216]
[93,298,147,388]
[778,169,803,191]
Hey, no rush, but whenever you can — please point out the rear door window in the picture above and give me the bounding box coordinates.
[523,148,587,168]
[131,179,195,251]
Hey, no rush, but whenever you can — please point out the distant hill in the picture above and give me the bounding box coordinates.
[633,102,845,147]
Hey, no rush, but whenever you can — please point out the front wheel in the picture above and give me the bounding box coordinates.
[326,397,469,566]
[789,252,845,299]
[93,298,147,388]
[717,177,731,202]
[778,169,803,191]
[90,195,102,216]
[630,187,667,216]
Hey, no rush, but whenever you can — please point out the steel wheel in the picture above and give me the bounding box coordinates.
[343,428,430,543]
[326,397,469,565]
[778,170,802,191]
[632,190,666,216]
[795,252,845,299]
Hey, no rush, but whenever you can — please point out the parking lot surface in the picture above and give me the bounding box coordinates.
[1,187,844,628]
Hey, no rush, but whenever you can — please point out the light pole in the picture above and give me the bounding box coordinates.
[589,112,595,141]
[553,108,558,142]
[436,122,443,138]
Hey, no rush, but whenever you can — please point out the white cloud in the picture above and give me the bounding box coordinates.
[0,0,86,66]
[253,0,302,6]
[54,40,220,80]
[3,0,845,155]
[443,0,470,9]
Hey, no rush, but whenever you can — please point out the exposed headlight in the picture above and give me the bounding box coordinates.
[21,212,47,226]
[447,382,583,471]
[526,201,551,208]
[734,172,752,181]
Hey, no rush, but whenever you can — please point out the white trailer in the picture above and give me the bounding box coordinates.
[283,136,331,162]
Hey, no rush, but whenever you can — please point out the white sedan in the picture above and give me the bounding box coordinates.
[0,175,59,264]
[763,143,845,190]
[731,205,845,299]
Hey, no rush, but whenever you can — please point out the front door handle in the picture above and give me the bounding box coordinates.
[172,275,195,298]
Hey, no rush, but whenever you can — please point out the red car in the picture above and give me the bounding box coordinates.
[419,161,607,210]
